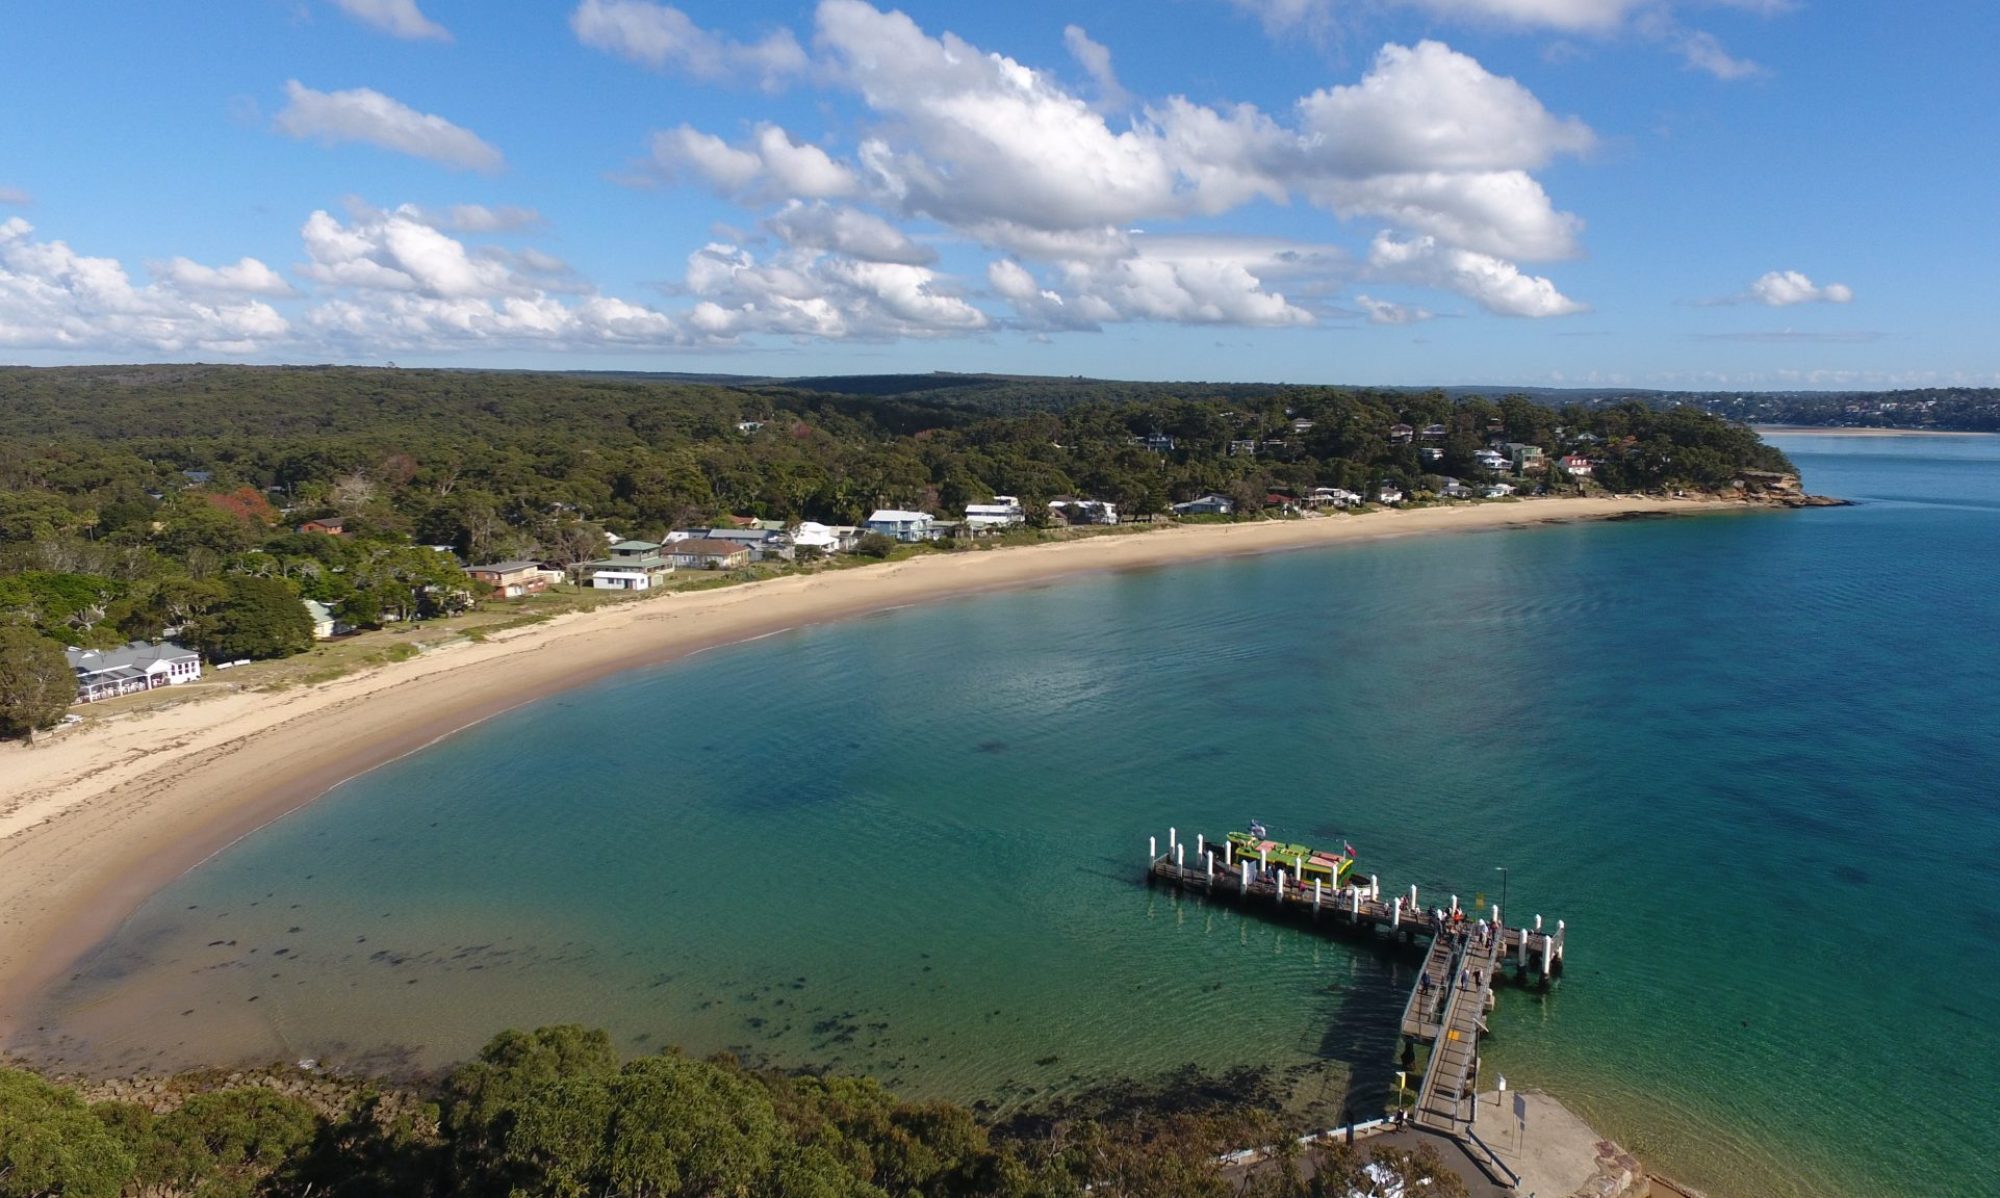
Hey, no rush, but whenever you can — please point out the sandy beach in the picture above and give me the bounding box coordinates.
[0,496,1749,1037]
[1753,424,1996,437]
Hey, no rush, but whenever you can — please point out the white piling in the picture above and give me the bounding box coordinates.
[1491,904,1501,928]
[1169,826,1177,852]
[1540,936,1553,979]
[1391,898,1401,930]
[1175,842,1185,868]
[1534,914,1543,933]
[1409,884,1419,911]
[1314,879,1323,911]
[1370,874,1379,899]
[1224,841,1234,866]
[1451,894,1459,915]
[1206,852,1214,881]
[1240,860,1250,892]
[1276,868,1287,901]
[1149,836,1157,864]
[1556,920,1566,959]
[1197,833,1205,858]
[1260,848,1269,870]
[1518,930,1528,967]
[1351,887,1361,920]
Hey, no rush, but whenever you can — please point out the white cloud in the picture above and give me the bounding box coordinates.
[990,238,1328,330]
[0,218,289,353]
[1410,0,1644,33]
[421,204,546,233]
[275,81,504,173]
[329,0,450,42]
[764,201,934,265]
[649,124,857,200]
[684,241,987,340]
[1749,269,1853,306]
[1308,169,1583,260]
[1292,41,1595,176]
[570,0,806,89]
[1368,232,1583,317]
[1355,294,1435,324]
[299,206,685,349]
[1063,25,1129,110]
[0,186,29,206]
[1671,28,1764,79]
[153,256,296,297]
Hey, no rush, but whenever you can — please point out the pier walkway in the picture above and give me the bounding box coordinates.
[1144,829,1567,1191]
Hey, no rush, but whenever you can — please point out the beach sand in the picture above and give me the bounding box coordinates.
[0,496,1750,1037]
[1753,424,1994,437]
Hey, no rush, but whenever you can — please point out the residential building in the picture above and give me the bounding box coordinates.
[1419,447,1444,464]
[1314,487,1362,508]
[1559,455,1595,476]
[298,517,347,535]
[791,521,847,554]
[864,509,939,542]
[735,420,765,433]
[1228,439,1258,457]
[1483,483,1516,498]
[1376,485,1405,505]
[583,540,674,589]
[467,560,559,598]
[1172,494,1235,516]
[303,598,352,640]
[1508,444,1547,472]
[1290,417,1315,433]
[1473,449,1509,473]
[66,641,201,704]
[697,527,795,561]
[1048,498,1119,525]
[1138,432,1176,453]
[1437,478,1474,500]
[1388,423,1415,444]
[1420,423,1448,440]
[665,539,753,570]
[964,496,1026,532]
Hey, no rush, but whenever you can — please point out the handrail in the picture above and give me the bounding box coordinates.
[1463,1127,1523,1188]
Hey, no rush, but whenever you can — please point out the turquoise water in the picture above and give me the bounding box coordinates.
[19,433,2000,1197]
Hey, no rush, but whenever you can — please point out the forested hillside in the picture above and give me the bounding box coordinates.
[0,364,1792,734]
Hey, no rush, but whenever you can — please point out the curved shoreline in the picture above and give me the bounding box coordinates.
[0,497,1756,1039]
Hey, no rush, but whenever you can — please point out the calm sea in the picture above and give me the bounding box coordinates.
[17,433,1999,1198]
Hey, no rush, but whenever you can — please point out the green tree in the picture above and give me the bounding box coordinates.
[202,576,314,661]
[0,1067,136,1198]
[0,626,75,739]
[139,1089,319,1198]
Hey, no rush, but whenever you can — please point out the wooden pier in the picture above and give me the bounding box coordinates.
[1144,828,1567,1186]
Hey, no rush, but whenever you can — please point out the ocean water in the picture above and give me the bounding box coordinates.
[17,433,2000,1198]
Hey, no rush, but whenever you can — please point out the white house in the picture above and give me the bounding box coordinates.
[66,641,202,704]
[303,598,352,640]
[864,509,938,542]
[1049,498,1118,525]
[791,521,843,554]
[1559,454,1595,477]
[1473,449,1509,472]
[1483,483,1516,498]
[1313,487,1362,509]
[1376,486,1406,505]
[1172,494,1235,516]
[964,495,1026,532]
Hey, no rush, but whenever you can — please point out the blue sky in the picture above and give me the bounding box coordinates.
[1,0,1993,387]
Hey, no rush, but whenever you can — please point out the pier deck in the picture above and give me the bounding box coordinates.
[1144,833,1567,1190]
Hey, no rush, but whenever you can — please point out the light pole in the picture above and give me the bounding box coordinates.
[1495,866,1509,925]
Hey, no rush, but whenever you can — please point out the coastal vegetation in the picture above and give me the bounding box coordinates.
[0,1024,1468,1198]
[0,364,1795,737]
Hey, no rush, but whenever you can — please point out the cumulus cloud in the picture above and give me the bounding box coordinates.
[648,124,856,200]
[1671,28,1764,78]
[329,0,451,42]
[275,81,504,172]
[0,186,29,206]
[153,256,296,297]
[570,0,806,89]
[684,241,987,340]
[1355,294,1435,324]
[989,238,1329,331]
[298,205,684,349]
[0,218,289,353]
[1367,232,1583,317]
[1749,269,1853,306]
[764,201,934,265]
[417,203,546,233]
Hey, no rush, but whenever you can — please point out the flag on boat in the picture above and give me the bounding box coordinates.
[1343,841,1356,859]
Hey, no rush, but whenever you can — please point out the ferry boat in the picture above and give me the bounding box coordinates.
[1223,820,1357,886]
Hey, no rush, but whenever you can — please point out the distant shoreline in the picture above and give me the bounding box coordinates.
[0,495,1769,1043]
[1754,424,1997,437]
